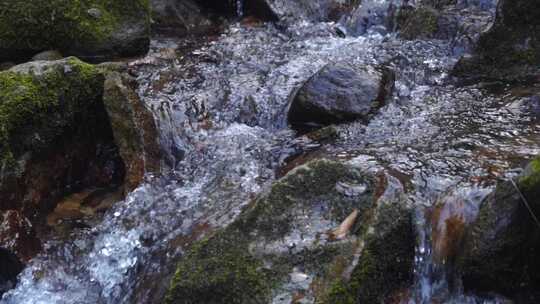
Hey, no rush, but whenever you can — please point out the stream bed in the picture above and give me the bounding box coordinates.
[2,0,540,303]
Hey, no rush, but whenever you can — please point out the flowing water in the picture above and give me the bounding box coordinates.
[3,0,540,303]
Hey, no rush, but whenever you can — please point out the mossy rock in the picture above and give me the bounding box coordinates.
[397,6,440,40]
[0,57,103,173]
[452,0,540,82]
[0,57,127,223]
[165,231,272,304]
[166,159,383,303]
[0,0,150,62]
[322,201,416,304]
[166,160,416,303]
[459,157,540,299]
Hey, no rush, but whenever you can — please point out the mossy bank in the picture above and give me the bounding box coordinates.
[0,0,151,62]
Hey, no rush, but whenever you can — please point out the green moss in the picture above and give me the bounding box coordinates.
[321,203,415,304]
[0,58,103,173]
[518,157,540,192]
[0,0,150,59]
[321,279,356,304]
[166,160,379,303]
[239,159,373,241]
[398,7,439,40]
[165,231,272,304]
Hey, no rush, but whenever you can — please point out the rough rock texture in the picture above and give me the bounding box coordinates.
[322,191,415,304]
[288,63,394,131]
[166,160,415,304]
[459,158,540,301]
[150,0,216,34]
[31,50,63,62]
[103,72,161,192]
[453,0,540,81]
[0,0,151,63]
[260,0,353,22]
[0,58,125,220]
[0,210,41,262]
[0,247,24,298]
[398,6,440,40]
[397,1,494,44]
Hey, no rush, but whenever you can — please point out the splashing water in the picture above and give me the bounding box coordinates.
[2,0,539,303]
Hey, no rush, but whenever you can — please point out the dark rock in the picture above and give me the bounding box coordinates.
[0,62,15,71]
[459,158,540,300]
[166,160,414,303]
[31,50,63,62]
[322,184,416,304]
[150,0,216,35]
[0,58,127,262]
[398,7,440,40]
[0,58,125,222]
[288,63,394,132]
[0,247,24,297]
[103,72,161,192]
[0,210,41,261]
[254,0,350,22]
[452,0,540,82]
[0,0,151,63]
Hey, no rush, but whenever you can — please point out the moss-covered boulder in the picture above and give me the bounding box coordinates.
[166,160,415,304]
[453,0,540,82]
[322,191,415,304]
[459,158,540,301]
[103,71,161,192]
[0,0,151,63]
[397,6,440,40]
[0,58,125,217]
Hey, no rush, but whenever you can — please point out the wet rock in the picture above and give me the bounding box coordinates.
[0,247,24,297]
[0,210,41,262]
[31,50,63,62]
[103,72,161,191]
[259,0,353,22]
[166,160,414,303]
[398,7,440,40]
[0,0,151,63]
[322,191,415,304]
[0,58,125,220]
[453,0,540,82]
[0,58,126,262]
[150,0,216,35]
[288,63,395,132]
[459,158,540,300]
